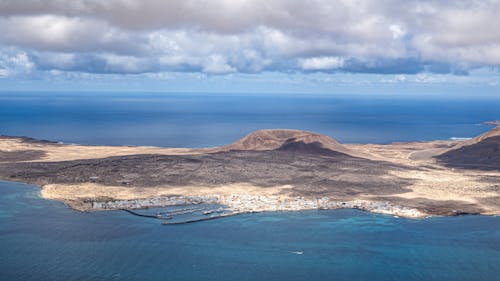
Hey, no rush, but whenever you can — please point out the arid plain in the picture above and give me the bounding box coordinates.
[1,126,499,218]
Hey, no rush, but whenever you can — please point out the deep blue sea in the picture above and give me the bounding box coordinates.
[1,92,500,280]
[1,92,499,146]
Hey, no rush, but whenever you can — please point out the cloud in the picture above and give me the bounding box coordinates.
[202,55,236,74]
[0,0,499,77]
[0,15,142,54]
[298,57,345,70]
[0,49,35,76]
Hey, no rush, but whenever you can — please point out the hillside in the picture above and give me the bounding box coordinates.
[223,129,368,158]
[436,127,500,169]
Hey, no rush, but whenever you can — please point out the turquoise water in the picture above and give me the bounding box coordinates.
[1,181,499,281]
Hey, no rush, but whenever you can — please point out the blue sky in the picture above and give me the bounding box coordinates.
[0,0,500,96]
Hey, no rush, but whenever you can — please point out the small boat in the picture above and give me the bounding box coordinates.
[290,251,303,255]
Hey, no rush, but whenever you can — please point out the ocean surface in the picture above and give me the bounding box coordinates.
[1,92,500,280]
[1,92,500,146]
[0,181,499,281]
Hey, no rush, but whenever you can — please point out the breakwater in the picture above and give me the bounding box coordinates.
[161,213,237,225]
[121,209,166,219]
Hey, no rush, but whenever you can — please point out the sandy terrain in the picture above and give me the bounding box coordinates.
[0,136,208,162]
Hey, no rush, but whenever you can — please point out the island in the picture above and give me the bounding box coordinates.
[1,127,499,220]
[482,120,500,126]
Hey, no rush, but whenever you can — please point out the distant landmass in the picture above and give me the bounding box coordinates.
[0,126,499,220]
[482,120,500,126]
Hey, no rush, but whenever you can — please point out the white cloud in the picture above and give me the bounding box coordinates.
[98,53,150,73]
[0,50,35,76]
[0,15,141,54]
[0,0,500,76]
[395,74,406,82]
[389,24,405,39]
[202,55,236,74]
[298,57,345,70]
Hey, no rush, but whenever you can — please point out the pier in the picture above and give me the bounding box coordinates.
[161,213,237,225]
[121,209,171,219]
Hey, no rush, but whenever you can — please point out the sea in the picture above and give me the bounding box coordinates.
[1,91,499,281]
[1,91,500,146]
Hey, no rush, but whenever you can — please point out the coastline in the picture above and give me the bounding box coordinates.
[40,191,432,219]
[0,174,482,220]
[38,189,498,221]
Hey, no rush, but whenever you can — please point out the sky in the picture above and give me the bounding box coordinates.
[0,0,499,96]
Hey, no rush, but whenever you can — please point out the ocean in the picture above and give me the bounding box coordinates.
[1,92,499,146]
[1,92,500,280]
[0,181,499,281]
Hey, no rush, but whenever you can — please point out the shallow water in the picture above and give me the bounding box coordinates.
[1,181,499,281]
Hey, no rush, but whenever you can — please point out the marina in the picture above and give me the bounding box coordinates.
[120,203,232,224]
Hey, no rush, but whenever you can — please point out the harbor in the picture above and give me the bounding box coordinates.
[93,194,426,224]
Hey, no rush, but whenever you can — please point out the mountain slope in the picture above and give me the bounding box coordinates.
[222,129,364,158]
[436,127,500,169]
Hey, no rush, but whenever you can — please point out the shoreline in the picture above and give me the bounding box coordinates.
[49,193,429,219]
[1,179,494,222]
[46,192,494,221]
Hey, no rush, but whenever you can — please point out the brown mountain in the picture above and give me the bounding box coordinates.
[222,129,364,157]
[436,126,500,169]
